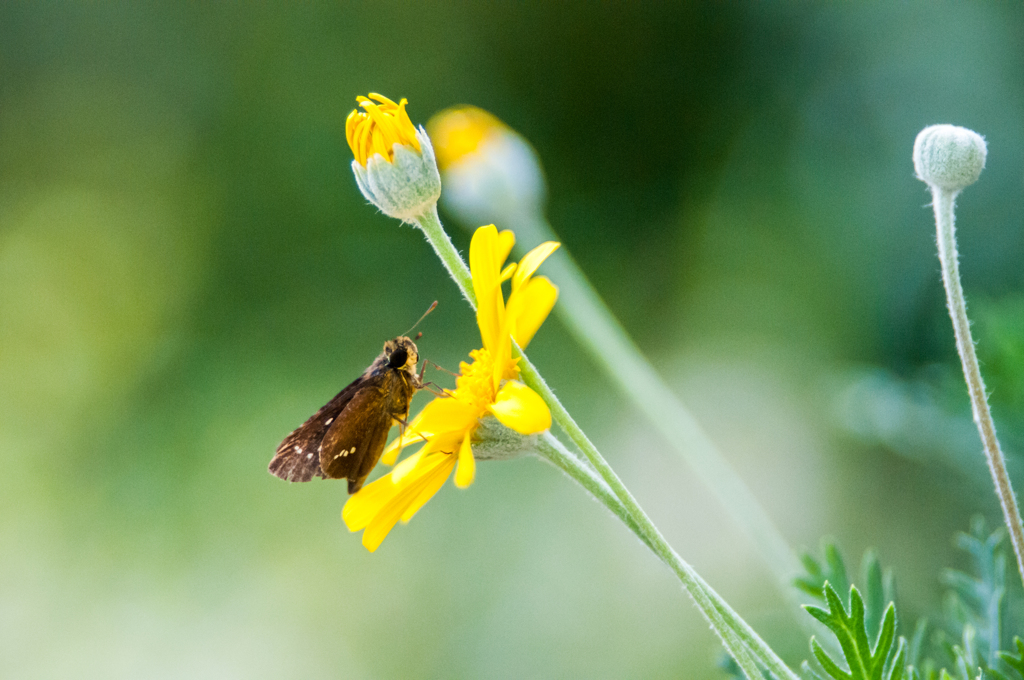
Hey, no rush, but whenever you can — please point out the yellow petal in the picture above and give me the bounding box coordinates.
[495,229,516,267]
[491,327,512,393]
[343,472,405,531]
[469,225,506,301]
[476,286,505,354]
[489,381,551,434]
[417,429,467,458]
[512,241,560,292]
[454,432,476,489]
[380,444,403,467]
[361,454,452,551]
[399,452,456,522]
[415,396,479,432]
[470,225,514,353]
[507,276,558,348]
[390,450,426,484]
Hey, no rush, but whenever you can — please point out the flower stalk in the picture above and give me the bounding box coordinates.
[914,124,1024,591]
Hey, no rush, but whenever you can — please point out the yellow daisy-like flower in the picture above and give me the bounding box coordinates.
[345,93,441,222]
[342,225,559,551]
[345,93,421,166]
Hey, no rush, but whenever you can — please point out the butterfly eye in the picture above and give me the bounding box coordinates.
[388,347,408,368]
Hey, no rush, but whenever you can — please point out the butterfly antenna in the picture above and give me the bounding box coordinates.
[402,301,438,337]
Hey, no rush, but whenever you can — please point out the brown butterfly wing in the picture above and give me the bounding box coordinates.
[319,385,395,493]
[268,377,363,483]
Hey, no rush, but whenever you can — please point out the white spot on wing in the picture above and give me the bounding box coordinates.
[325,418,334,426]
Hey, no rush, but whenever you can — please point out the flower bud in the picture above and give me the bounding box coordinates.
[913,124,987,193]
[426,106,546,226]
[346,94,441,222]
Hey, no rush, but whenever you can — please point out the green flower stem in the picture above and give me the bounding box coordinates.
[522,356,797,680]
[534,432,654,553]
[416,204,476,303]
[413,205,797,680]
[535,432,789,680]
[929,187,1024,590]
[509,212,803,598]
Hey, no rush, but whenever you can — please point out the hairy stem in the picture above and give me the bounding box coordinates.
[930,187,1024,591]
[535,433,795,680]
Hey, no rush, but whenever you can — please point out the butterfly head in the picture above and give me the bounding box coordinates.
[383,336,419,375]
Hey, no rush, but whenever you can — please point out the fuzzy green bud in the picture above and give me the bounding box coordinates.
[350,127,442,222]
[913,124,987,193]
[470,415,539,461]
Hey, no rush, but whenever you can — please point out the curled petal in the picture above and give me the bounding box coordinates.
[512,241,559,292]
[507,276,557,348]
[454,432,476,488]
[489,381,551,434]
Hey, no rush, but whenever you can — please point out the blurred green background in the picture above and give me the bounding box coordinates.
[2,3,1023,678]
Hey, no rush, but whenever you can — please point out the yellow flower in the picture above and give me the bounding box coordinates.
[345,93,441,222]
[345,93,421,166]
[426,105,546,228]
[342,225,559,551]
[427,106,509,171]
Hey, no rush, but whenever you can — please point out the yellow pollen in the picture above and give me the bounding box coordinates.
[453,349,498,410]
[345,93,422,166]
[427,106,507,171]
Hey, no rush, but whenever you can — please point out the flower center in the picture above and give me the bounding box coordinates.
[454,349,498,411]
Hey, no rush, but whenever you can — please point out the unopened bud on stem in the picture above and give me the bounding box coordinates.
[913,124,987,193]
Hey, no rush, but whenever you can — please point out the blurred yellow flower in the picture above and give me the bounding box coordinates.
[345,93,421,166]
[427,105,508,171]
[343,225,559,551]
[426,105,546,228]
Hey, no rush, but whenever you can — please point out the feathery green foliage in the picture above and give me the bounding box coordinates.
[791,519,1021,680]
[940,518,1007,667]
[803,583,903,680]
[798,542,896,643]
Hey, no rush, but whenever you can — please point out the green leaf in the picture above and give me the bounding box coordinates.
[940,517,1007,667]
[797,541,850,601]
[803,583,903,680]
[863,549,897,643]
